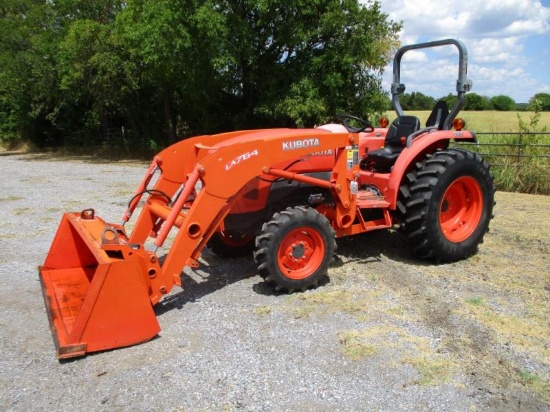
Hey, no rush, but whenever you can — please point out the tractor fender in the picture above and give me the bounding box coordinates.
[385,129,476,208]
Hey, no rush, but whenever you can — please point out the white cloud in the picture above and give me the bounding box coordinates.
[380,0,550,38]
[471,37,524,64]
[399,50,429,63]
[374,0,550,101]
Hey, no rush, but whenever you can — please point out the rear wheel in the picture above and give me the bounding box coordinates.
[254,206,335,292]
[207,232,255,257]
[397,148,495,262]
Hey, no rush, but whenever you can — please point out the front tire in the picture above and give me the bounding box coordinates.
[397,148,495,262]
[254,206,336,292]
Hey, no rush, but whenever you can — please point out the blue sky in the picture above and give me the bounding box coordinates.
[374,0,550,103]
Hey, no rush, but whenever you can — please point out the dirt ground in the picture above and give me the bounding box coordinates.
[0,154,548,411]
[328,190,550,409]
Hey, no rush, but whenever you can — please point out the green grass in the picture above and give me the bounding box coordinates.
[466,296,484,306]
[390,110,550,132]
[452,133,550,194]
[518,371,550,395]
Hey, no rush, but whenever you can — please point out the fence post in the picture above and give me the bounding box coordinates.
[517,132,523,173]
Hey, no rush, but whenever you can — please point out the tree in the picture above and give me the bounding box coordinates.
[214,0,401,128]
[399,92,435,110]
[1,0,401,149]
[440,93,458,110]
[53,1,130,145]
[464,93,492,110]
[0,0,127,147]
[0,0,63,145]
[528,93,550,111]
[115,0,228,142]
[491,95,515,111]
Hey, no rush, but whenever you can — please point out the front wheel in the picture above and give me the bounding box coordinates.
[397,148,495,262]
[254,207,336,292]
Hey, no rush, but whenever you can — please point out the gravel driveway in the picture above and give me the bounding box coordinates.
[0,153,548,411]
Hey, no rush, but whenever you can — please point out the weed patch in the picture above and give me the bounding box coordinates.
[404,355,457,386]
[517,370,550,402]
[12,207,32,216]
[253,306,272,316]
[0,196,23,202]
[338,330,378,360]
[338,324,459,386]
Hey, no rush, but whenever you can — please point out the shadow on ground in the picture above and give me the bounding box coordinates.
[155,228,431,317]
[333,228,432,267]
[154,251,260,316]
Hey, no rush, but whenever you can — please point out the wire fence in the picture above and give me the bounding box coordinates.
[451,132,550,169]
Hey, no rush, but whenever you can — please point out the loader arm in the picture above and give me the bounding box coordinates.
[142,129,358,302]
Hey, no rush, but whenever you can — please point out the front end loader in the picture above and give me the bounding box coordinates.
[39,39,495,359]
[39,129,364,358]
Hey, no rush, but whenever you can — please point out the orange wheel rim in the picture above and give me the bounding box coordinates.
[277,228,325,280]
[439,176,483,242]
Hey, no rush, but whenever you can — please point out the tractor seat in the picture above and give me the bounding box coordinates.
[361,115,420,173]
[426,100,449,129]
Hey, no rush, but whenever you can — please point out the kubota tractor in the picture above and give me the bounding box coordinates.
[39,39,494,359]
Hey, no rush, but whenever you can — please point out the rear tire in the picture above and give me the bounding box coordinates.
[397,148,495,262]
[254,206,335,292]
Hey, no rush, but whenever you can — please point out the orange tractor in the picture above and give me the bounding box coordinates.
[39,39,494,359]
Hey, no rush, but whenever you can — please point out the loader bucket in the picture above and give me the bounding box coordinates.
[39,211,160,359]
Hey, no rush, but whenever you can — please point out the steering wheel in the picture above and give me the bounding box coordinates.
[336,114,375,133]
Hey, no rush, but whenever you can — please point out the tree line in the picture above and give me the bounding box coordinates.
[0,0,401,151]
[2,2,547,153]
[400,91,550,113]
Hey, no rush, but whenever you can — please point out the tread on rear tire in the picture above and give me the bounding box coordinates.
[397,148,495,262]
